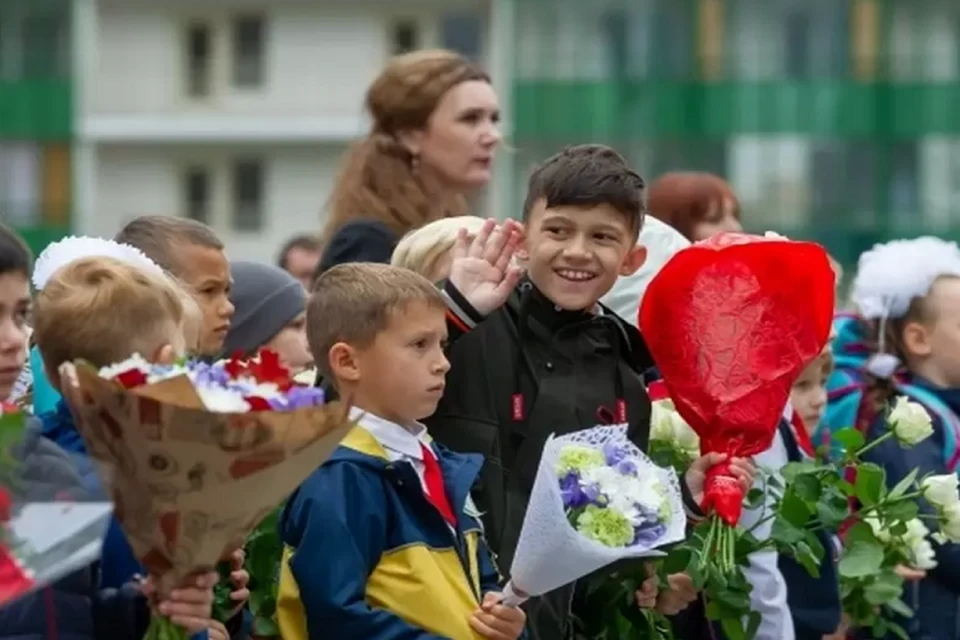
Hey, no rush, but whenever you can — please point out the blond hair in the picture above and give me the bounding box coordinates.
[322,50,490,242]
[34,257,187,374]
[391,216,487,280]
[307,263,444,382]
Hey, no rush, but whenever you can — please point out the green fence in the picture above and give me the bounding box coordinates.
[0,0,72,251]
[508,0,960,270]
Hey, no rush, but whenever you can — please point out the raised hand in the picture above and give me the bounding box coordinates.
[448,218,523,316]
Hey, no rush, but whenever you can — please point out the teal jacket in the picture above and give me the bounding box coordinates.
[30,346,61,415]
[278,426,514,640]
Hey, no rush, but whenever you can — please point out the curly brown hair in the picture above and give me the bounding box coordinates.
[322,50,490,243]
[646,172,740,241]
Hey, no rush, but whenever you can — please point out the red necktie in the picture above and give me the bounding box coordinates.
[420,443,457,527]
[789,411,816,458]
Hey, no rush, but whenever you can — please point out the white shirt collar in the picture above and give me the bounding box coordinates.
[349,407,429,461]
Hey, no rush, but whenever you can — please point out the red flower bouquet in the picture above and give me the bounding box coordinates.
[639,232,834,557]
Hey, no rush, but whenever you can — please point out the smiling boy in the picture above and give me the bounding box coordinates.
[426,145,751,639]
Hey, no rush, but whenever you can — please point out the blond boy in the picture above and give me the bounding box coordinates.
[278,263,525,640]
[34,257,190,378]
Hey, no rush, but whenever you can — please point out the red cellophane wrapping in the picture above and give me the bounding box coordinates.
[639,232,835,525]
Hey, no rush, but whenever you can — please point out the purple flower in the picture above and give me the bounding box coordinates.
[633,522,666,546]
[560,472,604,509]
[269,386,325,410]
[602,442,626,465]
[615,458,638,476]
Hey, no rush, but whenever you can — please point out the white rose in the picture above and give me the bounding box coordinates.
[650,399,700,455]
[889,396,934,445]
[910,538,938,570]
[941,505,960,543]
[865,515,891,543]
[922,474,960,510]
[650,400,677,442]
[903,518,939,570]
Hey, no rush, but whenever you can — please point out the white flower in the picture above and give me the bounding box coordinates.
[196,386,251,413]
[580,465,667,527]
[903,518,938,570]
[865,516,891,544]
[98,354,152,381]
[889,396,934,446]
[922,474,960,510]
[940,504,960,544]
[650,399,700,456]
[293,368,317,386]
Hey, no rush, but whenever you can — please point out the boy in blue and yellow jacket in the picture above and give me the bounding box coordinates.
[278,262,526,640]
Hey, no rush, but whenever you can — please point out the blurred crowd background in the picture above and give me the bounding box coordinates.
[1,0,959,285]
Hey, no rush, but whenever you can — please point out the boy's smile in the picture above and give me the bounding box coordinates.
[521,200,646,311]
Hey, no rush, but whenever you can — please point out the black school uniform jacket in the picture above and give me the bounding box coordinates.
[426,280,702,640]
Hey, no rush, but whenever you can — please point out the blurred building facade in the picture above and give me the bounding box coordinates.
[0,0,72,255]
[3,0,960,266]
[505,0,960,266]
[74,0,495,262]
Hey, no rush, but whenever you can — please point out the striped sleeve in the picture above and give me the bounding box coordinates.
[441,281,485,342]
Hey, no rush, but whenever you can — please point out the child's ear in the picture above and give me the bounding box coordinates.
[328,342,361,383]
[902,321,932,358]
[153,344,177,365]
[619,244,648,277]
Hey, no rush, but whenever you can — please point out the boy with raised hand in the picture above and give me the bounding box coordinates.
[428,144,754,639]
[278,263,526,640]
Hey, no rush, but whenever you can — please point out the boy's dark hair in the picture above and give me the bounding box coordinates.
[0,223,32,277]
[307,262,444,382]
[522,144,646,238]
[277,234,321,269]
[115,215,224,277]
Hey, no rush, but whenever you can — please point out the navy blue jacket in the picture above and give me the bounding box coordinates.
[863,377,960,640]
[776,420,842,639]
[316,219,398,278]
[0,425,149,640]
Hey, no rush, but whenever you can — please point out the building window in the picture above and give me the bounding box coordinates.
[21,5,69,79]
[0,143,41,227]
[233,14,265,88]
[41,144,70,226]
[440,13,483,61]
[182,166,211,224]
[391,20,420,55]
[185,22,212,97]
[232,159,264,232]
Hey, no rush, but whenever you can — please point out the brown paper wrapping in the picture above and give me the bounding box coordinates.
[60,362,353,594]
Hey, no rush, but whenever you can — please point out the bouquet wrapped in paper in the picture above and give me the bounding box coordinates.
[501,425,686,606]
[639,231,835,573]
[0,406,113,609]
[59,350,353,639]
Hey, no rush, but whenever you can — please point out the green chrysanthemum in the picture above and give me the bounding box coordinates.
[576,504,634,547]
[555,445,606,476]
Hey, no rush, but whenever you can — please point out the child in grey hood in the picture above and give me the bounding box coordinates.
[221,261,310,373]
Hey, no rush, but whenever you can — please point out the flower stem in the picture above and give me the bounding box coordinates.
[854,431,894,459]
[143,614,190,640]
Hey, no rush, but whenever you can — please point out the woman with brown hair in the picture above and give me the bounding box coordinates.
[647,172,742,242]
[317,49,502,275]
